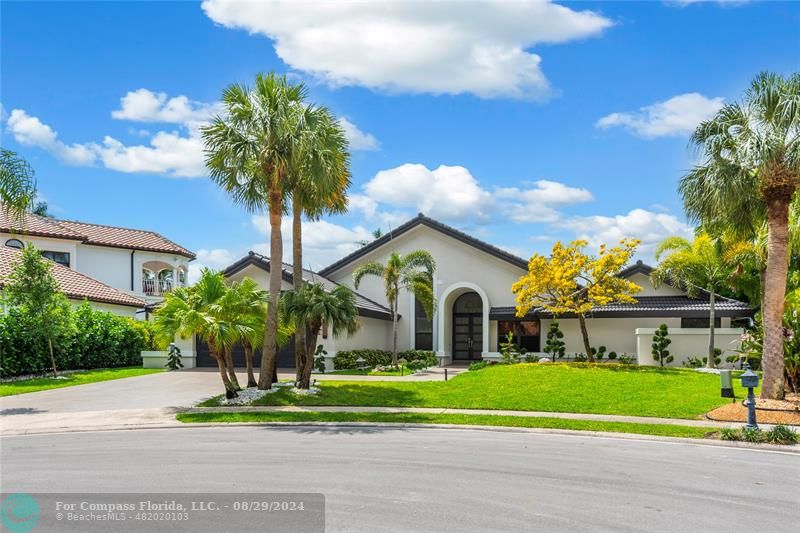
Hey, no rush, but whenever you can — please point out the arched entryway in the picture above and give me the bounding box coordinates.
[437,282,490,363]
[452,292,483,361]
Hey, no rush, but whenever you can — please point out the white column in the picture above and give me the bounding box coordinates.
[172,266,178,290]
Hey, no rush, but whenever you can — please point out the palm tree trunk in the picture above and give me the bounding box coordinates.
[224,347,241,390]
[243,343,257,388]
[292,196,306,384]
[48,336,58,378]
[258,186,283,390]
[762,199,790,400]
[579,315,593,362]
[707,290,716,368]
[299,320,321,389]
[391,297,398,366]
[210,342,237,398]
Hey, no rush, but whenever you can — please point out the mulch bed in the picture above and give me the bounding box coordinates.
[706,393,800,426]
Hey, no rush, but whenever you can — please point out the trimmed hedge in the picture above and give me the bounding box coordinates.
[0,302,148,378]
[333,349,438,370]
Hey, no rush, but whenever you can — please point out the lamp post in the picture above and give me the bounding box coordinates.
[740,364,760,430]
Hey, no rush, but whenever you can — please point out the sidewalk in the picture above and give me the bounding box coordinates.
[185,405,764,429]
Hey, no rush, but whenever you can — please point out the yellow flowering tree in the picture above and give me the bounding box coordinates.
[512,239,642,362]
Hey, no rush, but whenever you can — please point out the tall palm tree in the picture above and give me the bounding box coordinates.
[282,283,359,389]
[0,148,37,225]
[153,269,252,398]
[652,234,733,369]
[680,72,800,399]
[202,72,314,390]
[290,106,351,382]
[353,250,436,365]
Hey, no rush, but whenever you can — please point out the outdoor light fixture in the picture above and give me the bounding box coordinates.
[720,369,734,400]
[740,364,760,430]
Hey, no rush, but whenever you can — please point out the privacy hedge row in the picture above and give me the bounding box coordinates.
[0,303,149,378]
[333,349,438,370]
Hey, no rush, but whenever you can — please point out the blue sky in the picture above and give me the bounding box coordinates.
[2,1,799,277]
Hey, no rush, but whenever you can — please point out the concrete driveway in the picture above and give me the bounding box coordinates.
[0,367,464,435]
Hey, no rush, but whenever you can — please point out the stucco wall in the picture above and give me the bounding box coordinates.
[77,245,133,290]
[1,233,79,268]
[75,300,139,318]
[626,272,685,296]
[636,328,743,367]
[540,317,682,357]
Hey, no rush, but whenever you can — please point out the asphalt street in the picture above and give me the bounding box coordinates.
[1,425,797,532]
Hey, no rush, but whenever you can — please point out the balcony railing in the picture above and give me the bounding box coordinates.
[142,278,173,296]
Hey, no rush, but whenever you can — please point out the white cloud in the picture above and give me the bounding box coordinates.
[6,109,97,165]
[111,88,221,124]
[356,163,594,226]
[596,93,724,138]
[338,118,379,151]
[558,208,693,259]
[365,164,494,222]
[251,215,373,270]
[495,180,593,223]
[202,0,612,99]
[6,91,208,178]
[188,248,238,282]
[94,131,206,178]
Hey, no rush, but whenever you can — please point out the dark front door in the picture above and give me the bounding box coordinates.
[452,292,483,361]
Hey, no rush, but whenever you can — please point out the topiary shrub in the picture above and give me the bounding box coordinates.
[651,324,673,366]
[332,349,436,370]
[544,321,566,360]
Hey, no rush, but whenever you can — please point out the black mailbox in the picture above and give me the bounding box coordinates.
[741,368,759,389]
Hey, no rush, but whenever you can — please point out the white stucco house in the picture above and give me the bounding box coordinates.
[0,209,196,363]
[218,214,752,370]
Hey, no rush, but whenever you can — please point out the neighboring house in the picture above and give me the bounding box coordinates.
[0,245,145,315]
[221,214,753,369]
[1,210,195,310]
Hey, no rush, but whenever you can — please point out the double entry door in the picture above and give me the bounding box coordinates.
[453,313,483,360]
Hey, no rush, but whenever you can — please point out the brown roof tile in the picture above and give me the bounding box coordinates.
[0,246,146,308]
[0,209,195,258]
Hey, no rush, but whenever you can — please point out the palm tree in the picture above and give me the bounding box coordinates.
[353,250,436,365]
[652,234,733,369]
[721,200,800,311]
[1,148,37,225]
[290,106,351,383]
[153,269,252,398]
[680,72,800,399]
[203,72,313,390]
[282,283,359,388]
[228,277,293,387]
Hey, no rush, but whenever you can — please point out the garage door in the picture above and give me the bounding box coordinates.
[195,337,296,369]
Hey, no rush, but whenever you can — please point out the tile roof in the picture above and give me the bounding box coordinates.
[491,296,753,319]
[318,213,529,276]
[223,252,394,320]
[0,209,195,258]
[0,246,146,308]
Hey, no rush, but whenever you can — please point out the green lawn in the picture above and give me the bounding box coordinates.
[201,363,750,419]
[176,411,715,439]
[0,367,163,396]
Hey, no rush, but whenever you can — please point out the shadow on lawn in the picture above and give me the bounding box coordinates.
[254,383,427,407]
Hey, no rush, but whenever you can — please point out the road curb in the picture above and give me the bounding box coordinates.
[6,419,797,454]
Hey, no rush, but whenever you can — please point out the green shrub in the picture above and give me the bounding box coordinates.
[524,353,540,363]
[719,428,740,441]
[0,302,147,378]
[332,349,436,370]
[741,427,766,443]
[608,351,618,360]
[574,353,588,362]
[764,425,799,445]
[544,321,566,360]
[469,360,489,371]
[591,346,607,361]
[499,332,519,364]
[617,354,634,365]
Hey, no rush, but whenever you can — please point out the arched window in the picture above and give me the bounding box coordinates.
[5,239,24,249]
